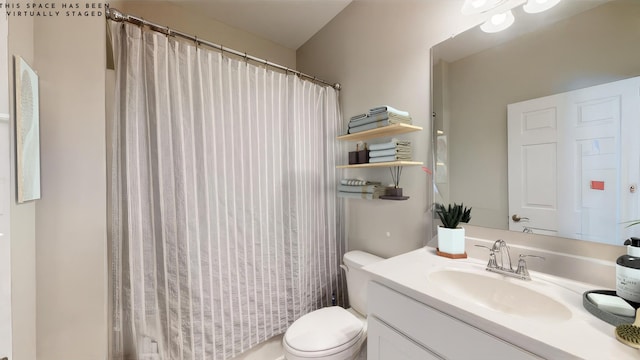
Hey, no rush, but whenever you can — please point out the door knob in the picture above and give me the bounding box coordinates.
[511,214,530,222]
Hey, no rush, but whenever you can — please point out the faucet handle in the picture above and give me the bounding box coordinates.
[474,245,498,269]
[516,254,545,279]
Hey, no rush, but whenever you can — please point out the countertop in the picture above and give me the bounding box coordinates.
[362,247,640,359]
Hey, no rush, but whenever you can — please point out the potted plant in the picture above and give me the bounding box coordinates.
[435,203,472,256]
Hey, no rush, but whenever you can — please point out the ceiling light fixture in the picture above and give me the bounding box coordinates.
[523,0,562,14]
[480,10,515,33]
[461,0,508,15]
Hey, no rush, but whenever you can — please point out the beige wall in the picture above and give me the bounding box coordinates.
[8,10,37,360]
[297,0,628,287]
[10,4,107,360]
[4,1,298,359]
[112,0,296,69]
[0,11,11,359]
[6,1,633,358]
[33,10,108,360]
[297,0,481,258]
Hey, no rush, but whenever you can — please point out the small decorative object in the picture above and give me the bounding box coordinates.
[357,142,369,164]
[14,56,41,203]
[616,237,640,303]
[348,151,357,164]
[379,166,409,200]
[435,203,472,258]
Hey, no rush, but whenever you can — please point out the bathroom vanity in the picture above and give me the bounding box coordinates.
[363,248,638,359]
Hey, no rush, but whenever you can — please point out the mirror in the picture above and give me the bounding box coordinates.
[432,0,640,246]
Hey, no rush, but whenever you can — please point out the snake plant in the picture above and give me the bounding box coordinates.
[435,203,472,229]
[623,220,640,228]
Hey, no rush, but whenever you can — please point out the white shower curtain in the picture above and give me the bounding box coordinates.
[108,21,345,360]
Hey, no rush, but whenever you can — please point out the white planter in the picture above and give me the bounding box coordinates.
[437,226,465,255]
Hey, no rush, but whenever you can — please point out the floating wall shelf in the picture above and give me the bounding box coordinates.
[336,161,423,169]
[337,123,423,142]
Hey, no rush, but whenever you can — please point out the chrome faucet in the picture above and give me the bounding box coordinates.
[475,240,545,280]
[492,239,513,271]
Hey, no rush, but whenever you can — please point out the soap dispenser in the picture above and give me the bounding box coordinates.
[616,237,640,303]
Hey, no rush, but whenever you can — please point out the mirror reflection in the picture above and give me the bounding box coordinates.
[432,0,640,245]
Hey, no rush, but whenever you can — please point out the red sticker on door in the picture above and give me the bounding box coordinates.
[591,181,605,190]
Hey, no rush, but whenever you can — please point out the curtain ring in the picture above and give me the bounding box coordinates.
[166,26,171,37]
[194,36,199,47]
[244,52,248,63]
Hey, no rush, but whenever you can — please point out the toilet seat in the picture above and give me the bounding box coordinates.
[283,306,365,359]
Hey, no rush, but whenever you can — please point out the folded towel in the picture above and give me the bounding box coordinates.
[338,185,388,199]
[338,184,381,194]
[340,179,381,186]
[369,139,411,151]
[369,154,412,163]
[348,121,386,134]
[350,113,368,121]
[369,105,410,117]
[348,112,411,128]
[350,118,411,134]
[348,114,378,128]
[369,148,412,158]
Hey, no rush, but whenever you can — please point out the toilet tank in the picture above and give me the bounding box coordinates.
[343,250,384,316]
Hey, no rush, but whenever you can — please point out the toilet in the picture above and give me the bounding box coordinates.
[283,250,383,360]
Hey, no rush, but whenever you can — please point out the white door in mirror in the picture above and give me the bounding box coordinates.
[508,76,640,245]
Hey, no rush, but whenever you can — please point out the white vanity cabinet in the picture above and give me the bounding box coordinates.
[367,281,541,360]
[368,316,441,359]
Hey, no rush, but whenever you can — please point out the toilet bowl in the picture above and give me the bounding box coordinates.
[283,251,383,360]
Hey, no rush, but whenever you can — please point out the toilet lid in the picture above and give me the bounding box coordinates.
[284,306,364,353]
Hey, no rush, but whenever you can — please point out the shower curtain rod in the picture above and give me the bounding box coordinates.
[106,7,341,90]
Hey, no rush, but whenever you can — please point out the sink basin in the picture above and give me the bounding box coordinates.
[428,269,572,321]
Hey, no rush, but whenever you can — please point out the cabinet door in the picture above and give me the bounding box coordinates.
[368,316,442,360]
[369,282,543,359]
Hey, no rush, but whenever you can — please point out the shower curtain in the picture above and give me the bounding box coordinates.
[108,21,345,360]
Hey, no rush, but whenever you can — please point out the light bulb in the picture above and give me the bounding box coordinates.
[472,0,488,9]
[523,0,561,14]
[480,9,515,33]
[461,0,507,15]
[491,13,507,25]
